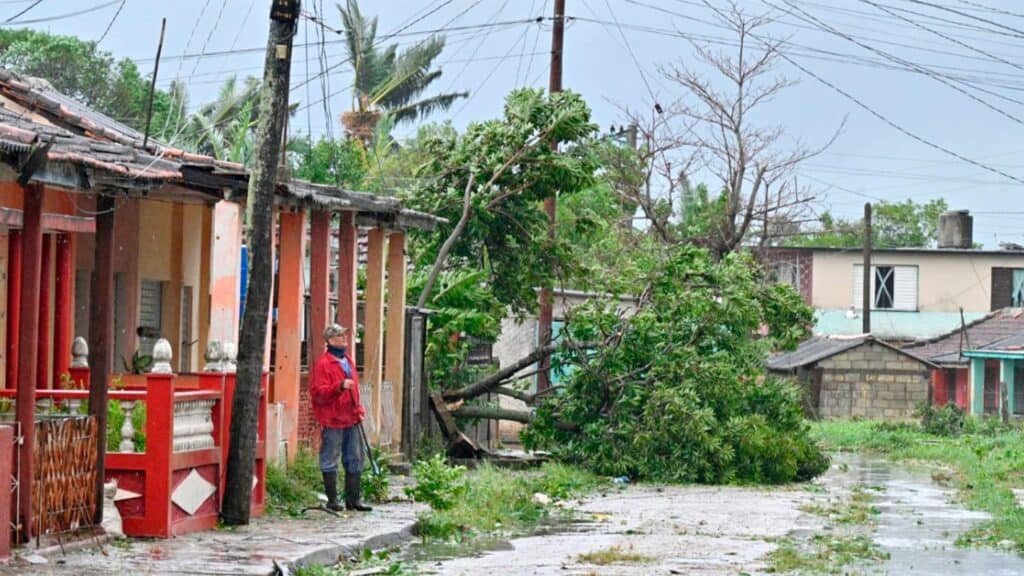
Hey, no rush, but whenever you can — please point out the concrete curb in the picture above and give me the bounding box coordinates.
[278,522,417,575]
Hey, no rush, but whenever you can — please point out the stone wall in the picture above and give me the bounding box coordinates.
[818,341,931,419]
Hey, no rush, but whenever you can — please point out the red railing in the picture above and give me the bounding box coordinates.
[2,370,267,539]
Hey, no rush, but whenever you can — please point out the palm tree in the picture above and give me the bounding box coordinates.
[178,75,261,163]
[338,0,468,144]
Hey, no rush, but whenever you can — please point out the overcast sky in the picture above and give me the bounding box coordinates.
[9,0,1024,246]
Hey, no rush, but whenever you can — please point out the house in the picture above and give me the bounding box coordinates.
[767,335,935,420]
[763,210,1024,340]
[961,333,1024,417]
[903,308,1024,412]
[0,68,440,545]
[492,289,639,443]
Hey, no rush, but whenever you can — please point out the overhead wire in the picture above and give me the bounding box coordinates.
[96,0,126,46]
[3,0,41,23]
[767,0,1024,124]
[4,0,122,25]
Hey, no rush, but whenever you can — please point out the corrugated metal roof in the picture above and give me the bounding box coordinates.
[767,335,869,371]
[768,334,935,371]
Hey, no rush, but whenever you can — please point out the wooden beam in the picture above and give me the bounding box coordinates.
[308,210,330,369]
[88,194,115,526]
[384,232,407,449]
[363,228,386,443]
[16,183,43,541]
[336,212,357,351]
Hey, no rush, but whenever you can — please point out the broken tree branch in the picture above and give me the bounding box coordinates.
[444,340,596,402]
[453,404,578,432]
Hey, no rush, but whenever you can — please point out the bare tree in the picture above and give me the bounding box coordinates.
[611,4,839,257]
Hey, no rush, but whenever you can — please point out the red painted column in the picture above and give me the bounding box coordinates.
[4,231,20,390]
[36,234,51,389]
[16,184,43,542]
[308,210,330,369]
[336,212,358,351]
[89,194,116,526]
[53,233,73,388]
[932,369,947,406]
[274,211,306,458]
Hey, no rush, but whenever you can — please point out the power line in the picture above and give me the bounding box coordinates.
[769,0,1024,127]
[859,0,1024,75]
[4,0,122,25]
[690,1,1024,187]
[4,0,40,23]
[902,0,1024,37]
[96,0,126,46]
[600,0,658,107]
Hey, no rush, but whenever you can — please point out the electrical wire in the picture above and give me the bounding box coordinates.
[96,0,126,46]
[4,0,122,25]
[3,0,40,23]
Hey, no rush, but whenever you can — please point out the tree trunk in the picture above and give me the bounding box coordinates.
[454,404,578,432]
[443,343,560,401]
[221,6,297,525]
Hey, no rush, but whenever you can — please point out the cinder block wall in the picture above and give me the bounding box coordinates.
[818,342,931,419]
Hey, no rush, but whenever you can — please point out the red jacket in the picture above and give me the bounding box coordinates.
[309,350,365,429]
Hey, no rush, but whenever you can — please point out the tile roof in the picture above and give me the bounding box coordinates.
[903,308,1024,365]
[0,68,443,229]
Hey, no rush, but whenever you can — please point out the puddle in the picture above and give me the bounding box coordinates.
[826,453,1024,575]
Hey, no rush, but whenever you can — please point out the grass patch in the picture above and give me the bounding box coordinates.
[813,419,1024,552]
[266,449,324,516]
[800,483,879,526]
[294,548,411,575]
[410,461,601,541]
[766,534,888,574]
[577,544,652,565]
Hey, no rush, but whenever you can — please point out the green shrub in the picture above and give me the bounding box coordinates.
[266,448,323,516]
[523,247,827,484]
[359,447,392,504]
[405,454,466,511]
[915,402,965,436]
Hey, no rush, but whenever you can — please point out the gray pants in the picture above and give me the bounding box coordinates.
[319,426,364,474]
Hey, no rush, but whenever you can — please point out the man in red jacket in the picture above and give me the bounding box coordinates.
[309,323,371,512]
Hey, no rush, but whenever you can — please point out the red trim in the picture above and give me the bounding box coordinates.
[15,184,42,541]
[37,235,51,389]
[0,207,95,233]
[53,234,73,388]
[4,231,20,391]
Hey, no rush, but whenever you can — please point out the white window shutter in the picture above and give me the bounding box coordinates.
[853,264,866,309]
[893,266,918,311]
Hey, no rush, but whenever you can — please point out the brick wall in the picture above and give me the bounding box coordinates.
[298,372,321,454]
[817,341,931,420]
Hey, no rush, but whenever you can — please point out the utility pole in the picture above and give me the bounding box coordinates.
[862,202,872,335]
[537,0,565,392]
[222,0,299,525]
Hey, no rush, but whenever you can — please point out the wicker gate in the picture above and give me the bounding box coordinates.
[30,416,98,543]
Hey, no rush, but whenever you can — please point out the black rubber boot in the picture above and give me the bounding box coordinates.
[345,471,372,512]
[322,471,344,511]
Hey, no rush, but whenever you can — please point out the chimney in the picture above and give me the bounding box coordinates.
[938,210,973,249]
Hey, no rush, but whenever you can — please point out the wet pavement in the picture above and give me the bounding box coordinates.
[412,454,1024,575]
[6,454,1024,574]
[0,501,423,576]
[828,453,1024,575]
[414,484,817,575]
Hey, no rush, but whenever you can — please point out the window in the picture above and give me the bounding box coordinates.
[874,266,895,309]
[853,265,918,311]
[991,268,1024,310]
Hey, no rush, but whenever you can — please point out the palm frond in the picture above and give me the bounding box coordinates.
[388,91,468,125]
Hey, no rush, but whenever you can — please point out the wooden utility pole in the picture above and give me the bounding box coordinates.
[537,0,565,392]
[222,0,299,525]
[862,202,872,334]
